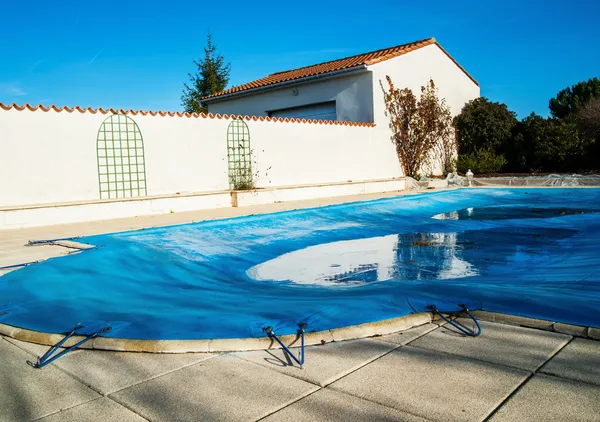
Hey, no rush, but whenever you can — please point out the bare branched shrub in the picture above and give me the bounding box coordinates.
[577,96,600,140]
[383,76,454,177]
[437,106,456,174]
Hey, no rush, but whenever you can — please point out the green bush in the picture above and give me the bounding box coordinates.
[456,149,507,174]
[454,97,518,155]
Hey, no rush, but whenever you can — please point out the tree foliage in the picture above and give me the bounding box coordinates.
[453,97,518,155]
[456,148,507,174]
[181,32,231,114]
[549,77,600,120]
[383,77,454,178]
[452,78,600,174]
[513,114,584,172]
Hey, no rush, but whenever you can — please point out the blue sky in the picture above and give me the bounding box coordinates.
[1,0,598,117]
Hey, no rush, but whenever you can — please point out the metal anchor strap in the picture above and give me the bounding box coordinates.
[428,304,482,337]
[262,322,308,367]
[33,325,111,368]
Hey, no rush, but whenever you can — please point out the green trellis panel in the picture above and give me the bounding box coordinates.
[227,118,252,189]
[96,114,147,199]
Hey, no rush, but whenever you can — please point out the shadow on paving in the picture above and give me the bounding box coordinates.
[0,338,99,422]
[5,335,215,396]
[2,325,600,422]
[261,388,429,422]
[540,338,600,386]
[409,318,571,371]
[233,338,398,387]
[327,344,529,422]
[109,355,319,422]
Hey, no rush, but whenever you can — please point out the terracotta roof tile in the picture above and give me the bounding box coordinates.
[0,102,375,127]
[204,37,478,101]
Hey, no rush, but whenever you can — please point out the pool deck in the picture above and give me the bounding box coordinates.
[2,189,600,420]
[2,318,599,421]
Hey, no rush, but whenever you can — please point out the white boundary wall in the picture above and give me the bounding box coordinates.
[0,108,401,210]
[0,179,407,230]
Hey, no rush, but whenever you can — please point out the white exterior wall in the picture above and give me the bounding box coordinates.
[0,108,400,209]
[207,72,374,123]
[370,44,480,175]
[370,44,480,126]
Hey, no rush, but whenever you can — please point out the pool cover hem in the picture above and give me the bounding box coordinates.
[0,312,433,353]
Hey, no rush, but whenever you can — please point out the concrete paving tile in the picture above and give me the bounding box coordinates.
[35,397,147,422]
[0,337,99,422]
[52,349,216,395]
[110,354,319,422]
[379,323,439,345]
[489,374,600,422]
[0,245,68,267]
[233,338,397,387]
[6,336,215,394]
[541,338,600,386]
[410,318,570,371]
[262,388,428,422]
[330,345,529,422]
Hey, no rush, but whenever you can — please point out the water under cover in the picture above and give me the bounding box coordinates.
[1,188,600,340]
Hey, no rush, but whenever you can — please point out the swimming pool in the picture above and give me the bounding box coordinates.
[1,188,599,340]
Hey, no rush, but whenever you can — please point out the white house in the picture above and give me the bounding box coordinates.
[203,37,479,126]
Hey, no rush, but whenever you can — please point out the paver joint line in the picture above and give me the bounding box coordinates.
[102,394,152,422]
[480,372,535,422]
[30,397,102,422]
[255,387,324,421]
[230,338,403,389]
[104,352,222,396]
[533,336,575,375]
[258,387,432,422]
[482,335,577,422]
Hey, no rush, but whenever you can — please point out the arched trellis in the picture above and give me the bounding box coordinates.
[97,114,147,199]
[227,118,253,189]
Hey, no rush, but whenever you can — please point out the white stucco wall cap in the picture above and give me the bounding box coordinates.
[0,102,375,127]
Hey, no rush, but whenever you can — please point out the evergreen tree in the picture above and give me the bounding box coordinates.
[181,32,231,113]
[549,77,600,120]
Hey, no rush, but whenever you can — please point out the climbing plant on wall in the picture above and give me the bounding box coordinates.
[97,114,147,199]
[227,118,253,190]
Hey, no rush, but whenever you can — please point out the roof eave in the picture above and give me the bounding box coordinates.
[202,65,369,104]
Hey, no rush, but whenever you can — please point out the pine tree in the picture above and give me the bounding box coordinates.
[181,32,231,113]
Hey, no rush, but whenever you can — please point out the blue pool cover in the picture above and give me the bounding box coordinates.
[1,188,600,340]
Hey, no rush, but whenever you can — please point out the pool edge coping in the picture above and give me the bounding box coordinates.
[0,312,435,353]
[2,310,598,354]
